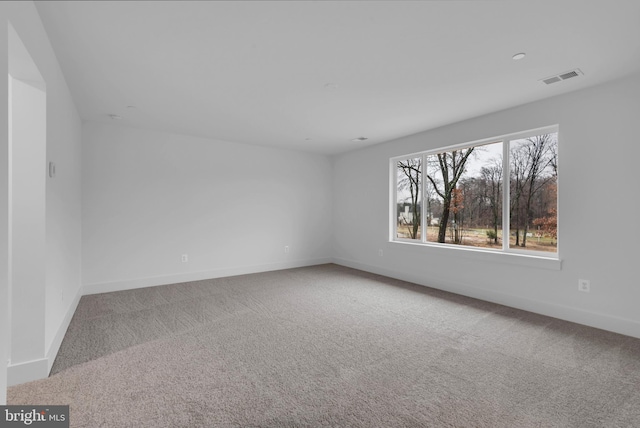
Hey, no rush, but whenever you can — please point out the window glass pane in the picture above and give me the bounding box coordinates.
[396,158,421,240]
[425,142,503,248]
[509,132,558,253]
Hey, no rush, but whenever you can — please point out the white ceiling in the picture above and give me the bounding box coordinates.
[35,1,640,155]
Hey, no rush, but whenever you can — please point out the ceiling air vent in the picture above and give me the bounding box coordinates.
[542,76,562,85]
[559,70,579,80]
[540,68,583,85]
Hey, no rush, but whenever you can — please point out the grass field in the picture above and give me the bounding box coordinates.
[396,225,557,253]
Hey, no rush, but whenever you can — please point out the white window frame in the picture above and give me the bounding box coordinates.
[390,125,560,269]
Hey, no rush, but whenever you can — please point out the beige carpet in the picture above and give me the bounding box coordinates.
[8,264,640,427]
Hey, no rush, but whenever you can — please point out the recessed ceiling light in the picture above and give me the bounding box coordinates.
[108,114,122,120]
[351,137,368,142]
[512,52,526,60]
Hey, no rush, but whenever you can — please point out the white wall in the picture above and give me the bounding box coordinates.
[333,72,640,339]
[1,1,83,387]
[0,11,9,405]
[43,47,82,366]
[9,76,46,367]
[82,122,333,293]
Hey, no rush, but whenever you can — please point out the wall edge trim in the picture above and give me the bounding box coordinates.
[7,358,48,387]
[332,257,640,340]
[83,258,333,295]
[45,285,83,374]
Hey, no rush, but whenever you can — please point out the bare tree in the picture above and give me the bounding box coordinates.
[426,148,475,243]
[480,157,502,244]
[397,158,421,239]
[510,134,557,247]
[450,187,465,243]
[424,180,437,230]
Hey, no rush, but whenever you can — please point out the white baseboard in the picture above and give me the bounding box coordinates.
[7,358,48,387]
[7,285,83,386]
[46,286,83,374]
[83,258,333,295]
[333,257,640,340]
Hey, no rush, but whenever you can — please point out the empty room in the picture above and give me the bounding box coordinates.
[1,1,639,427]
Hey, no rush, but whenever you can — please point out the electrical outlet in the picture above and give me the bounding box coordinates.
[578,279,590,293]
[284,246,290,254]
[182,254,188,263]
[378,249,383,257]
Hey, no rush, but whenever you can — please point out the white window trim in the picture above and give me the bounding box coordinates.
[390,125,560,269]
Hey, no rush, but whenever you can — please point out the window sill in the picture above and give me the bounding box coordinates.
[389,240,562,271]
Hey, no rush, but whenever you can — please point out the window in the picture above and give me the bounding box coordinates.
[395,157,422,240]
[392,127,558,257]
